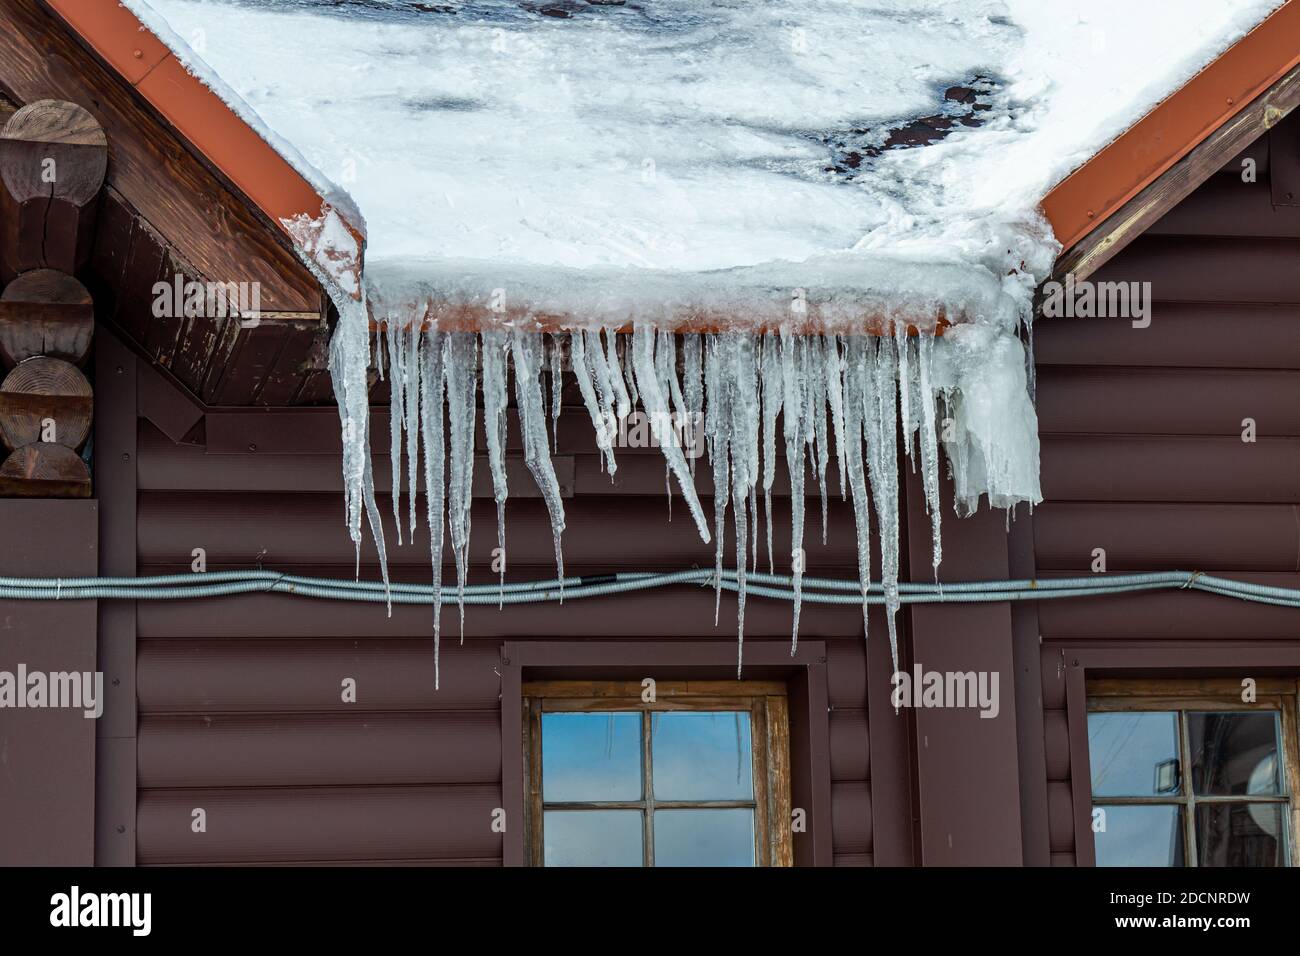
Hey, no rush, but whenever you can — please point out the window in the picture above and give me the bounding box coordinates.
[522,680,793,866]
[1086,679,1300,867]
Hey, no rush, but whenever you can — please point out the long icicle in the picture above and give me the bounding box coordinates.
[779,327,806,653]
[481,331,510,606]
[632,325,711,544]
[444,332,478,641]
[405,319,422,541]
[420,329,446,687]
[387,320,405,546]
[511,330,567,594]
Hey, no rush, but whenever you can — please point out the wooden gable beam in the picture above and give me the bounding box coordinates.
[0,0,322,314]
[1052,62,1300,282]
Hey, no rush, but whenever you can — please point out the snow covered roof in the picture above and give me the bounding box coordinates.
[115,0,1285,332]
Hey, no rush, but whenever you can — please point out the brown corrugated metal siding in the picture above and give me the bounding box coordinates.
[1031,114,1300,864]
[131,405,874,865]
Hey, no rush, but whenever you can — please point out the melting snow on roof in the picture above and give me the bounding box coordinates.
[123,0,1284,678]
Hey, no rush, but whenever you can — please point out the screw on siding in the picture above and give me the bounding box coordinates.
[115,365,124,374]
[116,825,126,833]
[121,453,129,461]
[248,443,257,452]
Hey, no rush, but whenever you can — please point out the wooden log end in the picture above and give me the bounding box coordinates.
[0,355,93,450]
[0,269,94,366]
[0,442,91,498]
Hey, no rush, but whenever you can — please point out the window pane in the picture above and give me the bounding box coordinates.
[1088,711,1180,796]
[651,711,753,801]
[654,809,755,866]
[544,810,643,867]
[1187,712,1281,796]
[541,712,641,802]
[1093,805,1185,866]
[1195,803,1285,867]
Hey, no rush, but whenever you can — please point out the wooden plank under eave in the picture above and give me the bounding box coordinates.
[256,322,325,406]
[209,321,290,405]
[113,214,166,346]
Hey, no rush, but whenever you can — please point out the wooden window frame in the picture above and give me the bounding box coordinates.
[522,680,794,867]
[1086,678,1300,867]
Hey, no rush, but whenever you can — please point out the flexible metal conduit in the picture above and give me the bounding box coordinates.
[0,569,1297,608]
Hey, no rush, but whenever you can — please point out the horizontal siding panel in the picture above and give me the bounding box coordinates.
[136,491,859,569]
[1037,572,1300,639]
[1037,368,1300,436]
[830,780,872,854]
[1034,303,1300,370]
[1034,503,1299,572]
[138,713,499,789]
[833,852,872,866]
[139,423,804,498]
[829,709,869,782]
[137,785,502,865]
[138,638,501,713]
[1147,174,1300,239]
[1041,436,1300,502]
[826,638,868,709]
[1043,710,1070,782]
[137,591,864,640]
[1092,236,1300,304]
[1047,781,1074,854]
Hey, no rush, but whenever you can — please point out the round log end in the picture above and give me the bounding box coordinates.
[0,442,91,498]
[0,269,94,366]
[0,355,93,450]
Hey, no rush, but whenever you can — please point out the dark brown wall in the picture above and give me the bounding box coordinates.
[0,499,98,865]
[1029,110,1300,865]
[126,392,874,865]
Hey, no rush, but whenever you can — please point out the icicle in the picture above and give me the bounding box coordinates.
[895,319,915,465]
[842,335,873,638]
[631,325,711,544]
[405,320,421,540]
[420,330,446,688]
[658,330,688,425]
[327,302,390,610]
[682,333,703,477]
[866,332,902,675]
[386,321,405,546]
[823,334,848,500]
[511,330,567,591]
[604,330,632,420]
[808,337,829,545]
[779,328,806,653]
[444,333,478,640]
[570,331,616,475]
[374,320,386,381]
[916,330,942,576]
[481,331,510,606]
[728,333,760,675]
[704,334,728,623]
[549,333,563,453]
[759,332,782,574]
[619,333,639,408]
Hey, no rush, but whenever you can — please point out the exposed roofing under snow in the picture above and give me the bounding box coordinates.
[120,0,1283,330]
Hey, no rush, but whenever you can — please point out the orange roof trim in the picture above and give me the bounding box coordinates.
[42,0,364,292]
[1043,0,1300,253]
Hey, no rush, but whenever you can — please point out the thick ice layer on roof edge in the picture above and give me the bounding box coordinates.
[322,291,1041,682]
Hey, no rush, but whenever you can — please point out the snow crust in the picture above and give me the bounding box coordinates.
[123,0,1282,672]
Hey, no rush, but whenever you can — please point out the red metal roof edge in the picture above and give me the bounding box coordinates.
[41,0,365,298]
[1042,0,1300,253]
